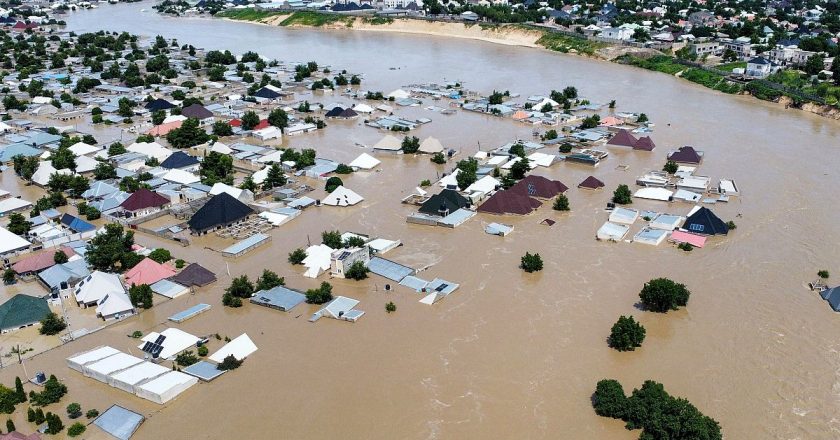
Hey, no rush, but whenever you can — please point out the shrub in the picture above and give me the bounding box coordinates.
[344,261,369,280]
[68,422,86,437]
[612,184,632,205]
[324,176,343,193]
[639,278,690,313]
[678,242,693,252]
[85,409,99,419]
[288,248,307,265]
[608,316,646,351]
[520,252,543,273]
[197,345,209,356]
[385,301,396,313]
[66,402,81,419]
[222,294,243,307]
[130,331,143,338]
[552,194,570,211]
[662,160,678,174]
[217,354,243,371]
[818,270,830,279]
[419,179,431,187]
[175,350,198,367]
[430,152,446,164]
[335,164,353,174]
[39,313,67,335]
[726,220,737,230]
[305,282,333,304]
[6,419,14,432]
[175,259,185,269]
[147,248,172,263]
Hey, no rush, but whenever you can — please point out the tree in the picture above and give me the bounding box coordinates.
[93,162,117,180]
[6,418,13,432]
[334,164,353,174]
[639,278,690,312]
[175,350,198,367]
[198,345,209,356]
[612,184,632,205]
[455,157,478,190]
[85,223,135,272]
[508,158,529,180]
[216,354,243,371]
[722,48,737,62]
[117,97,134,118]
[51,145,76,172]
[401,136,420,153]
[67,422,86,437]
[67,175,89,199]
[2,270,15,285]
[804,54,824,76]
[147,248,172,263]
[579,114,600,129]
[288,248,307,265]
[262,163,286,190]
[166,118,209,149]
[662,160,678,174]
[241,111,260,130]
[6,213,31,236]
[305,281,333,304]
[45,412,63,434]
[430,152,446,164]
[212,120,233,136]
[592,379,627,418]
[108,142,126,156]
[345,261,369,281]
[200,152,234,185]
[66,402,81,419]
[151,109,166,125]
[267,108,288,130]
[85,409,99,419]
[608,316,646,351]
[34,408,45,425]
[552,194,570,211]
[325,176,343,193]
[321,230,343,249]
[0,386,16,414]
[255,269,284,291]
[225,276,254,302]
[562,86,577,100]
[12,155,39,182]
[14,377,25,404]
[831,57,840,86]
[39,313,67,335]
[29,375,67,407]
[520,252,543,273]
[128,284,153,309]
[636,113,648,123]
[54,250,68,264]
[818,270,830,279]
[239,175,257,192]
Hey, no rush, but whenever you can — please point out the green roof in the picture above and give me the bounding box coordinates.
[0,294,51,332]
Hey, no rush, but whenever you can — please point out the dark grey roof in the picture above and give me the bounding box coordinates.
[684,207,728,236]
[418,189,470,216]
[249,285,306,312]
[181,104,213,119]
[188,192,254,232]
[160,151,200,169]
[169,263,217,287]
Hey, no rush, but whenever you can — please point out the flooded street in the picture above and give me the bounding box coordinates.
[1,2,840,439]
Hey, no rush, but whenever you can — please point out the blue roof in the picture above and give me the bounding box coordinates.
[160,151,199,169]
[221,233,270,256]
[23,132,62,147]
[0,143,41,162]
[168,303,212,323]
[60,213,95,233]
[183,360,226,381]
[250,285,306,312]
[93,405,144,440]
[38,259,90,290]
[368,257,415,282]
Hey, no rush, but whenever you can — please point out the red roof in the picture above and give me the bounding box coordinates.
[0,432,42,440]
[634,136,656,151]
[607,129,638,147]
[124,257,176,286]
[12,247,75,274]
[578,175,605,190]
[120,188,170,212]
[668,146,702,164]
[508,175,568,199]
[478,191,542,215]
[229,119,241,127]
[229,119,269,130]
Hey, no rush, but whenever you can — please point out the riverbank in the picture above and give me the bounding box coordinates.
[216,9,840,120]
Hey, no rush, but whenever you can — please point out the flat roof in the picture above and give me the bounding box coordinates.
[94,405,144,440]
[137,370,196,395]
[250,286,306,312]
[221,233,271,257]
[168,303,211,323]
[67,346,120,366]
[368,257,415,282]
[183,360,225,382]
[87,352,144,376]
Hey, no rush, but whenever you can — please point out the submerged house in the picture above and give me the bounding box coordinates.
[478,191,542,215]
[188,192,254,234]
[418,189,470,216]
[667,146,703,165]
[683,207,728,235]
[606,129,656,151]
[119,189,170,219]
[330,247,370,279]
[509,175,568,199]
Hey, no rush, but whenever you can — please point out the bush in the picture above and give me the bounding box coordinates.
[552,194,570,211]
[305,282,333,304]
[818,270,830,279]
[321,230,342,249]
[430,152,446,164]
[39,313,67,335]
[334,164,353,174]
[678,242,694,252]
[6,419,14,432]
[612,184,632,205]
[608,316,646,351]
[29,375,67,407]
[726,220,737,230]
[662,160,678,174]
[520,252,543,273]
[344,260,369,280]
[130,331,143,338]
[68,422,86,437]
[288,248,307,265]
[419,179,431,187]
[639,278,690,313]
[385,302,396,313]
[222,294,243,307]
[147,248,172,263]
[66,402,81,419]
[217,354,243,371]
[85,409,99,419]
[175,259,186,269]
[175,351,198,367]
[324,176,343,193]
[197,345,209,357]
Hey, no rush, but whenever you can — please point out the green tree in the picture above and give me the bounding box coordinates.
[212,121,233,136]
[240,111,260,130]
[45,412,63,434]
[344,260,369,281]
[722,48,737,62]
[804,54,824,76]
[6,213,32,236]
[66,402,81,419]
[608,316,646,351]
[455,157,478,190]
[321,230,343,249]
[200,151,233,185]
[508,158,529,180]
[151,109,166,125]
[225,276,254,303]
[401,136,420,153]
[166,118,209,149]
[325,176,343,193]
[262,163,286,190]
[51,145,76,172]
[67,422,86,437]
[54,250,69,264]
[818,270,830,279]
[255,269,284,291]
[11,155,39,181]
[305,281,333,304]
[334,164,353,174]
[552,194,570,211]
[85,223,135,272]
[39,313,67,335]
[175,350,198,367]
[5,418,13,432]
[612,184,632,205]
[85,409,99,419]
[592,379,627,418]
[128,284,153,309]
[343,236,366,248]
[93,162,117,180]
[662,160,678,174]
[385,301,397,313]
[639,278,690,313]
[14,377,26,404]
[832,57,840,86]
[430,152,446,164]
[2,269,15,285]
[216,354,243,371]
[29,375,67,407]
[520,252,543,273]
[267,108,288,130]
[288,248,307,265]
[147,248,172,263]
[108,142,126,156]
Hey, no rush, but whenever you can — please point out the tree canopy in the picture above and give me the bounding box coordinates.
[639,278,690,313]
[85,223,137,272]
[608,316,646,351]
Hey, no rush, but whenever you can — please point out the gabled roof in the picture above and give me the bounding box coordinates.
[418,189,470,215]
[0,294,51,331]
[60,213,96,233]
[12,247,74,274]
[168,263,216,287]
[668,146,703,164]
[181,104,213,119]
[578,175,605,189]
[634,136,656,151]
[120,189,170,212]
[509,175,568,199]
[124,258,176,287]
[683,207,728,235]
[144,98,175,111]
[477,191,542,215]
[188,192,254,232]
[160,151,199,169]
[253,87,281,99]
[324,106,344,117]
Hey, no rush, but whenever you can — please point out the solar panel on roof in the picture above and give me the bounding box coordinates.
[527,183,536,196]
[141,342,153,352]
[435,284,448,292]
[154,335,166,345]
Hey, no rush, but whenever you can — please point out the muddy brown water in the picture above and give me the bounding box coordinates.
[0,3,839,439]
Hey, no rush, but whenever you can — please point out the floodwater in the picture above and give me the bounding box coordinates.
[0,2,839,439]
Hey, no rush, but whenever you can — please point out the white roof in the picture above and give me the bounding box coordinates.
[373,134,401,151]
[438,169,460,187]
[0,197,31,214]
[257,150,284,164]
[535,97,560,109]
[352,103,374,113]
[138,328,200,360]
[96,289,134,318]
[418,137,444,154]
[303,244,332,278]
[474,151,489,160]
[75,155,99,174]
[136,370,197,395]
[527,152,556,167]
[253,126,282,140]
[0,226,33,254]
[487,155,508,166]
[32,161,71,186]
[162,114,187,124]
[127,142,173,162]
[67,346,120,367]
[322,186,363,207]
[609,207,640,224]
[163,168,200,185]
[320,296,360,319]
[209,182,253,201]
[110,361,170,386]
[673,189,701,202]
[387,89,410,99]
[75,271,124,304]
[465,175,500,194]
[68,142,101,157]
[209,333,258,362]
[259,211,290,226]
[210,142,232,154]
[86,352,144,376]
[597,221,630,241]
[348,153,380,170]
[633,187,673,201]
[252,165,270,184]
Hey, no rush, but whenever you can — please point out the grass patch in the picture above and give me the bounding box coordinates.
[618,55,741,94]
[361,16,394,25]
[216,8,281,22]
[717,61,746,71]
[279,11,352,27]
[535,31,605,56]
